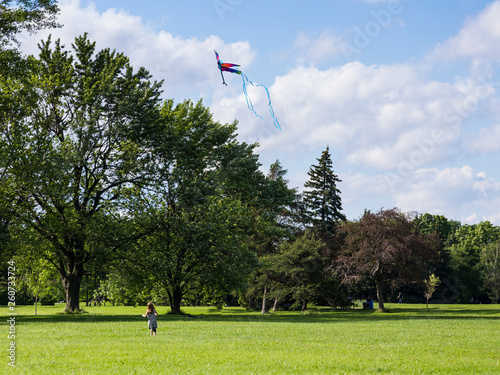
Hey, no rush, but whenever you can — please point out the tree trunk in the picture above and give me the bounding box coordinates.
[272,297,279,312]
[248,296,254,310]
[86,275,89,307]
[301,299,308,312]
[261,286,267,315]
[62,266,84,312]
[374,277,385,311]
[60,246,86,313]
[169,286,183,314]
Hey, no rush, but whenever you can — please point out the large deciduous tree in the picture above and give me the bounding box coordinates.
[0,1,59,296]
[336,208,439,310]
[480,240,500,303]
[447,221,500,302]
[118,100,283,314]
[0,34,162,312]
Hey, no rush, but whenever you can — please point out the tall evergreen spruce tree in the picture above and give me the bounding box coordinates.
[303,146,346,234]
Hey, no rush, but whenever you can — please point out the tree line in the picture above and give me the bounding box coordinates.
[1,2,499,313]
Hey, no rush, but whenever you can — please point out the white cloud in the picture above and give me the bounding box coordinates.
[466,124,500,155]
[336,165,500,225]
[432,1,500,63]
[18,0,253,100]
[463,213,478,224]
[294,30,346,65]
[483,208,500,225]
[213,61,482,173]
[341,172,391,205]
[473,172,500,195]
[391,165,500,223]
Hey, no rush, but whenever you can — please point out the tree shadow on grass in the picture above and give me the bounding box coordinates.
[17,312,145,324]
[195,309,500,323]
[14,306,500,325]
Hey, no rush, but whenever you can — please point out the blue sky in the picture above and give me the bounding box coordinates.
[19,0,500,225]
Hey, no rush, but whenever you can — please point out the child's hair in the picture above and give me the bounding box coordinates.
[146,302,156,313]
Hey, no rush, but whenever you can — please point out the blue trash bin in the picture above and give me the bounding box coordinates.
[368,300,373,309]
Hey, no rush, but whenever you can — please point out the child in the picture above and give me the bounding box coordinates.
[142,302,158,336]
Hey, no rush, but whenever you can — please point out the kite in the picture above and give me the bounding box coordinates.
[214,50,281,130]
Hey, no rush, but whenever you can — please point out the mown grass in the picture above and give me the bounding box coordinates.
[1,303,499,374]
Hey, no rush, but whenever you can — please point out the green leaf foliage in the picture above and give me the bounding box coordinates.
[114,100,278,314]
[479,240,500,303]
[263,232,345,311]
[447,221,500,302]
[0,0,60,48]
[0,34,163,312]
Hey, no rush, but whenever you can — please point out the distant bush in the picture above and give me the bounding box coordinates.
[40,295,58,305]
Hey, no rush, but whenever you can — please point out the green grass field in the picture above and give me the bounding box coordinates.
[2,303,499,374]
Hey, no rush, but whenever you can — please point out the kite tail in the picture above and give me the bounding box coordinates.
[241,74,281,130]
[220,70,227,85]
[240,74,262,120]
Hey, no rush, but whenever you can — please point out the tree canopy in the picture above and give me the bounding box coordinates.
[480,240,500,303]
[335,208,440,310]
[0,34,163,312]
[114,99,269,314]
[448,222,500,302]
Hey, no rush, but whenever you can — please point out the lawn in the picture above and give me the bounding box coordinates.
[2,303,499,374]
